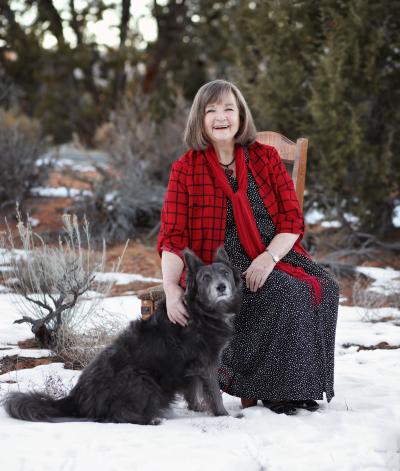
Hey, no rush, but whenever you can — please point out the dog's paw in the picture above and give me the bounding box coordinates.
[188,401,208,413]
[148,417,164,426]
[213,408,229,417]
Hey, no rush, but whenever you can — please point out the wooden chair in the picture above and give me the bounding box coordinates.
[137,132,308,318]
[256,131,308,209]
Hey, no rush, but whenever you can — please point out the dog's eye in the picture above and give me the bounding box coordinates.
[202,274,211,281]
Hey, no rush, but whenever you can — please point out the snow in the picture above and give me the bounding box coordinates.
[94,271,162,284]
[0,348,53,360]
[393,201,400,228]
[305,208,360,229]
[356,266,400,296]
[28,217,40,227]
[304,207,325,225]
[321,220,341,229]
[305,204,400,229]
[30,187,92,198]
[0,248,27,265]
[0,268,399,471]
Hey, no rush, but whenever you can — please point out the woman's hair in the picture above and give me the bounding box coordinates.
[183,79,257,150]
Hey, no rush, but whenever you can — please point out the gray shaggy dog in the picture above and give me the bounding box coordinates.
[4,247,242,425]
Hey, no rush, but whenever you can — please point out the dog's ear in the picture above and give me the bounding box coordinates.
[232,266,243,290]
[183,248,204,274]
[213,246,231,266]
[214,247,242,289]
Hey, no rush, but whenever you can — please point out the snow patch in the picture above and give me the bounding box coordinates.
[94,272,162,285]
[30,187,92,198]
[356,266,400,296]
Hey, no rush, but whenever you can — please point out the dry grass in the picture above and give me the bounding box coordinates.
[0,211,127,362]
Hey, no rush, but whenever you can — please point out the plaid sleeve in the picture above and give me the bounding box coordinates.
[269,147,304,237]
[157,160,189,260]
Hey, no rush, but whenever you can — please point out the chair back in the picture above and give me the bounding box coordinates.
[256,131,308,209]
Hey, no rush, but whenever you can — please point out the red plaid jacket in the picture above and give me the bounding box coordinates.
[157,141,305,285]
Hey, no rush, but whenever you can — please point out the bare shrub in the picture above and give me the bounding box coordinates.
[43,373,71,399]
[0,211,127,353]
[71,168,165,244]
[71,92,189,244]
[94,91,188,184]
[54,311,123,369]
[0,108,51,209]
[352,275,389,322]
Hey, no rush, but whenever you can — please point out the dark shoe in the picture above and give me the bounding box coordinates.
[291,399,319,412]
[262,400,297,415]
[241,398,258,409]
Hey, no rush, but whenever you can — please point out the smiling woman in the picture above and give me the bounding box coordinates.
[157,79,339,416]
[203,93,240,176]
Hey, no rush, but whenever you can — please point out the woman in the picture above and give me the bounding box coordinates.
[157,79,339,415]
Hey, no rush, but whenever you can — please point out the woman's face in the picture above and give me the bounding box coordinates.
[203,91,240,146]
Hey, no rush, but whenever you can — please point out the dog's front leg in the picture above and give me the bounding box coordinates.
[202,367,229,416]
[183,376,208,412]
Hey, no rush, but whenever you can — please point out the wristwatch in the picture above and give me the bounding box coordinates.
[265,248,280,264]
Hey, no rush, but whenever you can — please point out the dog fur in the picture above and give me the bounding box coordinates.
[4,247,242,425]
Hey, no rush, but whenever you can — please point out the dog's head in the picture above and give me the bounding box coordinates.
[183,247,242,313]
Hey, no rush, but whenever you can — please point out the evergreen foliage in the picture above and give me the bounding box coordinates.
[231,0,400,234]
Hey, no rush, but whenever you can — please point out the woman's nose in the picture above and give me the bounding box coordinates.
[215,110,227,120]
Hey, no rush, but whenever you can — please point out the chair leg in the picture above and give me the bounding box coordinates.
[241,398,258,408]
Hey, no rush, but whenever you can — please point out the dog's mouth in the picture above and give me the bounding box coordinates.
[215,292,234,304]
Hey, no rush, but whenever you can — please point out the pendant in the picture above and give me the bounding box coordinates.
[224,168,234,177]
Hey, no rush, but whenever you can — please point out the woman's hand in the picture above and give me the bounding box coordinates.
[242,252,276,292]
[164,283,189,327]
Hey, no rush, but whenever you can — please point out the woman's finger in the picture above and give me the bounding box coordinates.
[176,314,188,326]
[253,273,263,291]
[248,271,258,292]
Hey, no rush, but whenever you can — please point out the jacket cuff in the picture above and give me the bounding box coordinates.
[276,221,304,235]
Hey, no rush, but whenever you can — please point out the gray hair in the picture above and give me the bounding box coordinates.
[183,79,257,150]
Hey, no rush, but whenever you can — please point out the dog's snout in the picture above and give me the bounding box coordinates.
[216,283,226,293]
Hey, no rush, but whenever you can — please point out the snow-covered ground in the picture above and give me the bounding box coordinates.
[0,269,399,471]
[30,187,93,198]
[305,203,400,229]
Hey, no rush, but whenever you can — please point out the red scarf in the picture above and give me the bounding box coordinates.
[204,144,322,306]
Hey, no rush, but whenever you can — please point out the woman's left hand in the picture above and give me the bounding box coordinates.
[242,252,276,292]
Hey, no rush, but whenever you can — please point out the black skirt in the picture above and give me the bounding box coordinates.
[218,168,339,402]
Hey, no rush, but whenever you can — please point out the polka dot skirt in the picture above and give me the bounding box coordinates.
[218,165,339,402]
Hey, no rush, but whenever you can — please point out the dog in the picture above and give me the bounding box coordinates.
[4,247,242,424]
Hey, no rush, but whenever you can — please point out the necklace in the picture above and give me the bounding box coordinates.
[219,156,235,177]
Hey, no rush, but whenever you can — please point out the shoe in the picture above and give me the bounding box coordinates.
[291,399,319,412]
[262,400,297,415]
[241,398,258,408]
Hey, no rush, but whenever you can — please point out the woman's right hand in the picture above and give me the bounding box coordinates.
[164,284,189,327]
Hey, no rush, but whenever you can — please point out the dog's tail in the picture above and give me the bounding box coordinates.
[4,391,77,422]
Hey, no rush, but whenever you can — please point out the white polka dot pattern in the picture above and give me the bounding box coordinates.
[218,163,339,403]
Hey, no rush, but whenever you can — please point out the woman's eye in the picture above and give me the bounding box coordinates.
[206,109,215,113]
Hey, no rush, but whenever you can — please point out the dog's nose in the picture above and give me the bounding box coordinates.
[216,283,226,293]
